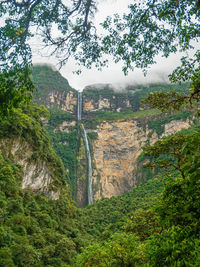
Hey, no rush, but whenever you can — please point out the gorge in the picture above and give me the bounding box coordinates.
[32,65,193,207]
[0,65,199,266]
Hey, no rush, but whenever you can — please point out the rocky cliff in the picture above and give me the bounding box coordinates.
[82,84,137,113]
[32,64,77,113]
[82,82,190,114]
[0,137,60,199]
[47,90,77,113]
[76,116,191,204]
[0,105,67,200]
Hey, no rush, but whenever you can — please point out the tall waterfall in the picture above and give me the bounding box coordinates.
[77,91,93,205]
[77,91,82,121]
[81,124,93,205]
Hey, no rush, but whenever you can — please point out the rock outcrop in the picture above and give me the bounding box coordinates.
[32,64,77,114]
[0,138,60,199]
[47,90,77,113]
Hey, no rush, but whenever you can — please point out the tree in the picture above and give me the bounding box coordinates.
[0,0,98,115]
[75,233,146,266]
[0,0,200,113]
[0,1,199,74]
[0,0,98,71]
[0,67,34,117]
[142,131,200,265]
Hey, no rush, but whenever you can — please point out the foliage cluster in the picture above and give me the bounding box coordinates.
[75,232,145,267]
[87,132,98,140]
[48,108,76,128]
[0,153,90,267]
[75,175,163,266]
[0,67,34,118]
[45,109,78,198]
[78,178,164,240]
[46,126,78,199]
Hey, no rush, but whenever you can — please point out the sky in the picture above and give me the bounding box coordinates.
[31,0,196,91]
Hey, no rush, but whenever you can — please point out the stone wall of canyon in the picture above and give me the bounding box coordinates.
[76,118,191,202]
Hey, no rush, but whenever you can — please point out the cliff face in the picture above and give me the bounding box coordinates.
[32,64,77,114]
[83,119,191,201]
[0,137,60,199]
[83,94,133,113]
[0,104,68,200]
[44,90,77,113]
[82,82,190,114]
[82,85,137,113]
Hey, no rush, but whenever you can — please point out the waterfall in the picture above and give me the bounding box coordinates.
[77,91,82,121]
[77,91,93,205]
[81,124,93,205]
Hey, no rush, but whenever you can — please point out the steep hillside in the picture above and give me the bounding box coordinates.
[32,65,77,113]
[45,108,78,199]
[78,177,164,239]
[0,104,66,198]
[0,103,90,266]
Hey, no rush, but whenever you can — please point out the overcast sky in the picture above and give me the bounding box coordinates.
[31,0,196,90]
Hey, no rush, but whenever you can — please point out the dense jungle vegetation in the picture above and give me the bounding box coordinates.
[0,76,199,265]
[1,109,200,266]
[45,108,78,199]
[0,104,88,266]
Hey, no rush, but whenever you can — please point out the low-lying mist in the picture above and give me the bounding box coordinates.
[83,70,170,93]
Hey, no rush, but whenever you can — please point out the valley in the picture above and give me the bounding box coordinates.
[0,65,199,266]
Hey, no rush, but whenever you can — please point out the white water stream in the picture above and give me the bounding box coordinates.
[77,91,93,205]
[77,91,82,121]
